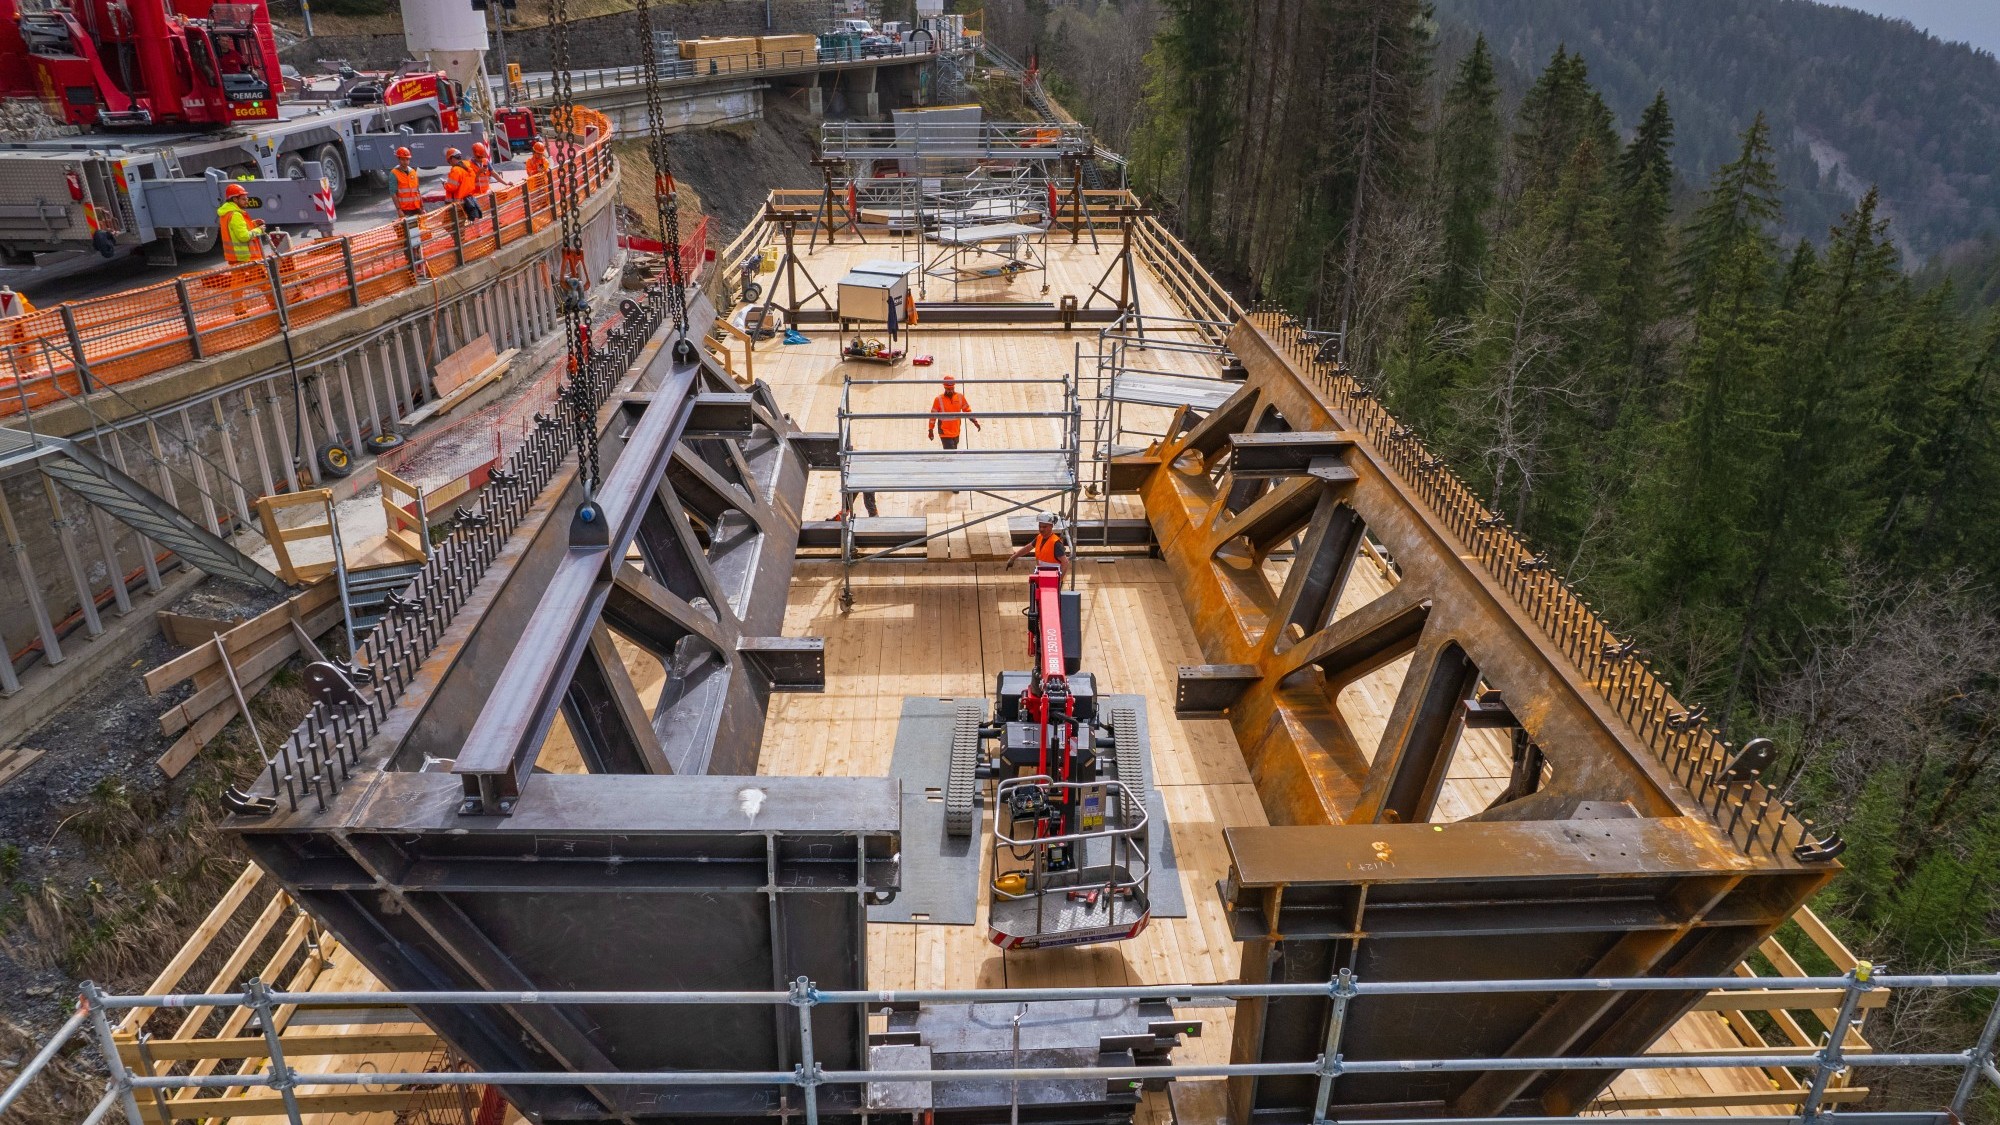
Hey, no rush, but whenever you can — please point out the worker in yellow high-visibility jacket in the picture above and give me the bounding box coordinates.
[214,182,271,316]
[217,183,266,264]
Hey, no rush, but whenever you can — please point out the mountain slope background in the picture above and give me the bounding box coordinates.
[1430,0,2000,261]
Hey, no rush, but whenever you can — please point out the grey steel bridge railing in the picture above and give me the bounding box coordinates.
[5,965,1999,1125]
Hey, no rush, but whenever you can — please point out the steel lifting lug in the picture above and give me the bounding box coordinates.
[302,660,368,710]
[571,499,610,548]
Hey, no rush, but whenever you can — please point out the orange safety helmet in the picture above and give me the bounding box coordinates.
[224,182,248,199]
[445,147,462,161]
[531,139,547,154]
[941,375,955,387]
[395,145,412,160]
[472,141,489,160]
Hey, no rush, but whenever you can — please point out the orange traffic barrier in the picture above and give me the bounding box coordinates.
[1,107,617,419]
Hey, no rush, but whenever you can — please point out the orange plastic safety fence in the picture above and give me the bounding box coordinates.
[0,106,616,419]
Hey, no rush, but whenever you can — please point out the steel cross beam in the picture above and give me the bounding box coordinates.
[1118,313,1837,1122]
[227,301,887,1122]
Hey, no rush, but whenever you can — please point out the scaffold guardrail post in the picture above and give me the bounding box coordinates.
[792,976,824,1125]
[1802,961,1875,1122]
[1952,982,2000,1116]
[1312,968,1357,1125]
[79,980,145,1125]
[248,977,307,1125]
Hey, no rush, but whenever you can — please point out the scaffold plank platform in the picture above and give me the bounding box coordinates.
[1109,370,1241,411]
[843,450,1076,492]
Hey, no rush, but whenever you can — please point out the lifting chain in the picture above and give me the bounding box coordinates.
[547,0,600,493]
[634,0,694,360]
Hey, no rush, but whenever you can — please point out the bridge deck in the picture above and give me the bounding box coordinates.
[137,236,1826,1125]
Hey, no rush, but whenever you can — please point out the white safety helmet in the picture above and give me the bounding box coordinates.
[1036,511,1056,527]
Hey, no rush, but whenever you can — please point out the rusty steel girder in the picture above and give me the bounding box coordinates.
[1123,311,1836,1121]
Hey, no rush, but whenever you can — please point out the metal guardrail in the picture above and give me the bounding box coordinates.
[5,967,1998,1125]
[495,42,941,104]
[822,119,1093,160]
[0,107,619,421]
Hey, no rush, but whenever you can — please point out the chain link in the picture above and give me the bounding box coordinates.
[635,0,691,341]
[546,0,599,493]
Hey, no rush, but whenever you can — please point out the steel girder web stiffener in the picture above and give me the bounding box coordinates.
[228,305,899,1122]
[1125,315,1838,1120]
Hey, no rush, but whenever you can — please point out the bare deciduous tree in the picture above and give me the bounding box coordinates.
[1450,224,1593,522]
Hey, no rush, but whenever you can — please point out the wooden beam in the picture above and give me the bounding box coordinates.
[122,1031,440,1062]
[1587,1086,1868,1112]
[118,866,263,1034]
[157,611,239,648]
[147,1089,427,1122]
[1692,988,1890,1012]
[143,581,335,694]
[157,601,343,737]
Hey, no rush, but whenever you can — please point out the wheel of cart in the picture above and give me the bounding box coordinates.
[988,775,1151,950]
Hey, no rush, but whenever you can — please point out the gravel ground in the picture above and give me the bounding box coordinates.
[0,577,291,1066]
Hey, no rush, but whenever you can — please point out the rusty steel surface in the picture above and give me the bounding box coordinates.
[1122,310,1836,1121]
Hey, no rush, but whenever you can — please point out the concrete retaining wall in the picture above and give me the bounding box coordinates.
[0,180,619,689]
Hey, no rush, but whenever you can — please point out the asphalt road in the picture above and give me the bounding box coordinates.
[0,164,458,306]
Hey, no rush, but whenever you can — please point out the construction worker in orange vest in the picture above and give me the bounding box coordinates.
[217,182,266,264]
[525,139,550,180]
[391,147,423,215]
[471,141,495,194]
[1008,511,1069,576]
[0,285,35,384]
[444,147,481,219]
[213,182,272,316]
[927,375,980,450]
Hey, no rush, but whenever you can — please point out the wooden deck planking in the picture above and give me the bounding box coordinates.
[182,236,1809,1125]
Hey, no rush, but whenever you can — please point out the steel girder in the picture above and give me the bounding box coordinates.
[1123,316,1835,1121]
[229,307,893,1122]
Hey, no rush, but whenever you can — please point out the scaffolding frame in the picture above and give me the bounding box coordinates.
[1079,309,1241,545]
[923,220,1051,301]
[836,373,1080,608]
[8,967,2000,1125]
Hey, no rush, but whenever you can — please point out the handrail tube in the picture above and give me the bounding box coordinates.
[87,970,2000,1012]
[0,1006,88,1114]
[117,1051,1983,1093]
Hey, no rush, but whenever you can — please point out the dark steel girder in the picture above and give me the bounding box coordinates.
[228,304,892,1122]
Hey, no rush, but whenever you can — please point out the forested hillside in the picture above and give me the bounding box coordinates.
[1005,0,2000,1108]
[1434,0,2000,261]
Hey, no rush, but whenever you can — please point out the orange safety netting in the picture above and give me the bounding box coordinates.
[0,107,615,418]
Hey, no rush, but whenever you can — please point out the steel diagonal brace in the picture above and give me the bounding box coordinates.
[451,361,701,814]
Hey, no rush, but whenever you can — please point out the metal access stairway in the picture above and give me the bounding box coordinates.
[974,41,1119,189]
[0,426,288,593]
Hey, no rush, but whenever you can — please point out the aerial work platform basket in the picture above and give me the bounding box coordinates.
[989,775,1152,950]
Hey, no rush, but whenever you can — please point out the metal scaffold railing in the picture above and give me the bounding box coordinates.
[1079,308,1243,531]
[5,967,2000,1125]
[835,372,1080,606]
